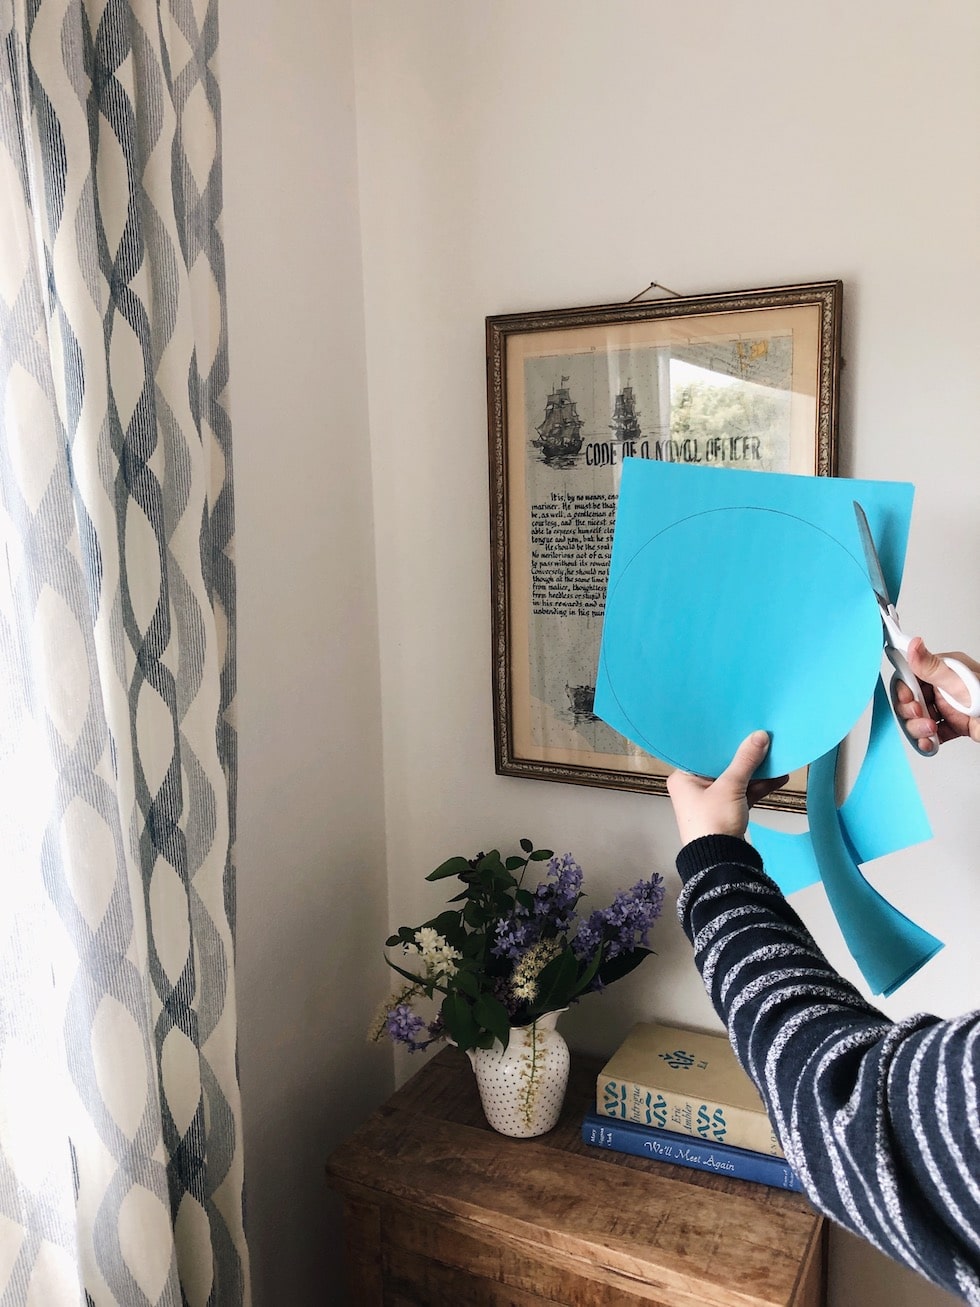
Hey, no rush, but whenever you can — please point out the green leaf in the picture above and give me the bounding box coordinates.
[515,888,535,910]
[384,925,418,948]
[442,991,480,1051]
[505,855,525,871]
[384,956,436,995]
[491,889,516,916]
[570,941,605,996]
[424,909,464,938]
[452,969,480,998]
[426,856,473,881]
[533,948,578,1012]
[463,899,485,928]
[529,848,553,861]
[519,838,533,853]
[474,993,511,1047]
[597,947,653,988]
[490,867,518,888]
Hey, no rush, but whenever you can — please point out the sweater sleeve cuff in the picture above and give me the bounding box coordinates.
[675,834,764,885]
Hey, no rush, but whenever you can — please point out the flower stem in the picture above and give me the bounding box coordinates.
[520,1019,539,1128]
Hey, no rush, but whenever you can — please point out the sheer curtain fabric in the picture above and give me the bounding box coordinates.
[0,1,247,1303]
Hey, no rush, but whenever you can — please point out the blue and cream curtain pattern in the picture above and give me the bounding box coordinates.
[0,1,248,1303]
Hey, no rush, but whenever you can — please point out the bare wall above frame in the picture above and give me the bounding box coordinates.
[486,280,843,813]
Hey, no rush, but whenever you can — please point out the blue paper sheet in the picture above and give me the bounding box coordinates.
[594,461,914,779]
[592,460,941,994]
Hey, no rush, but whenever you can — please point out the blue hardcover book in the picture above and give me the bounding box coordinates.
[582,1111,803,1192]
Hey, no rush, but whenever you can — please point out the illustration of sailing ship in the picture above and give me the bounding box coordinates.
[533,377,584,460]
[565,683,597,722]
[610,383,641,441]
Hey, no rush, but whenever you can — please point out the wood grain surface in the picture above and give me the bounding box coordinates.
[326,1047,826,1306]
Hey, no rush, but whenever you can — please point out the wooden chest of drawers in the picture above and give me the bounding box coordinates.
[325,1046,826,1306]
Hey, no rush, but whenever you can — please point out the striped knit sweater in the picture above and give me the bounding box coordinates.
[676,834,980,1303]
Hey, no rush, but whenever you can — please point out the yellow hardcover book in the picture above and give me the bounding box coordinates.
[596,1021,783,1157]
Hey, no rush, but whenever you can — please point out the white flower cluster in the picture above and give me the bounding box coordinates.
[509,937,561,1002]
[414,927,462,979]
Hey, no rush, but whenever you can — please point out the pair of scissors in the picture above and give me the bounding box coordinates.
[853,501,980,754]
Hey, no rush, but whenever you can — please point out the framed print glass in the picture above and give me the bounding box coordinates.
[486,280,843,812]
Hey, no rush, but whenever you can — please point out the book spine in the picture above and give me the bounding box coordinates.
[582,1114,802,1192]
[597,1076,783,1157]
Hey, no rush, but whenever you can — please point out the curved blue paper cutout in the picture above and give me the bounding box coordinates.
[806,748,943,996]
[747,824,821,897]
[598,507,883,778]
[750,681,934,896]
[840,682,933,865]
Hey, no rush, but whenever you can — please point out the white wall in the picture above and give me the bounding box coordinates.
[219,1,979,1304]
[352,3,979,1307]
[221,3,392,1304]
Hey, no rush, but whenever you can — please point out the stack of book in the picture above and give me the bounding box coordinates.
[582,1021,803,1192]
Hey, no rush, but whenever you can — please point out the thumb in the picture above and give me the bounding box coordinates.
[906,636,946,684]
[907,636,972,711]
[720,731,771,788]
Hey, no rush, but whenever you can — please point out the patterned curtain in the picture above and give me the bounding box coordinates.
[0,1,247,1303]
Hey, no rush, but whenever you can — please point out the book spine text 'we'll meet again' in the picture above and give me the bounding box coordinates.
[582,1113,802,1191]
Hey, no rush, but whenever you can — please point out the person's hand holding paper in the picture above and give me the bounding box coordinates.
[666,730,788,847]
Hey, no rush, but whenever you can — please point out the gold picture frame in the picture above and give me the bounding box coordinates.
[487,280,843,812]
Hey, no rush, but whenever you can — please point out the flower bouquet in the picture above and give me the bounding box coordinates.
[371,840,664,1056]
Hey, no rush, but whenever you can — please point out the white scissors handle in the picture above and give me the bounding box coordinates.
[883,607,980,717]
[884,632,939,753]
[933,656,980,716]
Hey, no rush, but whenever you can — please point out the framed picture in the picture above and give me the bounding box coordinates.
[487,280,842,812]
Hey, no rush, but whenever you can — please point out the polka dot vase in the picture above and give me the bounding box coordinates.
[464,1008,570,1138]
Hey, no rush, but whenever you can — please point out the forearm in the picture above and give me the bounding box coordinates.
[675,835,980,1302]
[675,836,886,1065]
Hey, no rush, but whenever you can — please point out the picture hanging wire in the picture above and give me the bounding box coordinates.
[627,281,684,303]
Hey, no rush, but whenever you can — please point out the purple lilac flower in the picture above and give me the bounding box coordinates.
[490,975,523,1020]
[533,853,583,932]
[385,1003,428,1051]
[491,914,537,961]
[571,915,603,963]
[492,851,585,961]
[572,873,665,964]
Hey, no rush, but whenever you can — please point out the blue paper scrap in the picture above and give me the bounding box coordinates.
[804,747,942,997]
[750,680,933,896]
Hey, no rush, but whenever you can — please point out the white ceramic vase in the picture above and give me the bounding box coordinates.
[465,1008,570,1138]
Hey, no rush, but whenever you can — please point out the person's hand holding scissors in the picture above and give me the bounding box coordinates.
[893,637,980,748]
[853,502,980,755]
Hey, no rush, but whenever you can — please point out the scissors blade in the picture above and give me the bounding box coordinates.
[853,501,893,609]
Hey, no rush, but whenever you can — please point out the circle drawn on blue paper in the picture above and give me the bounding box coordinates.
[600,507,883,779]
